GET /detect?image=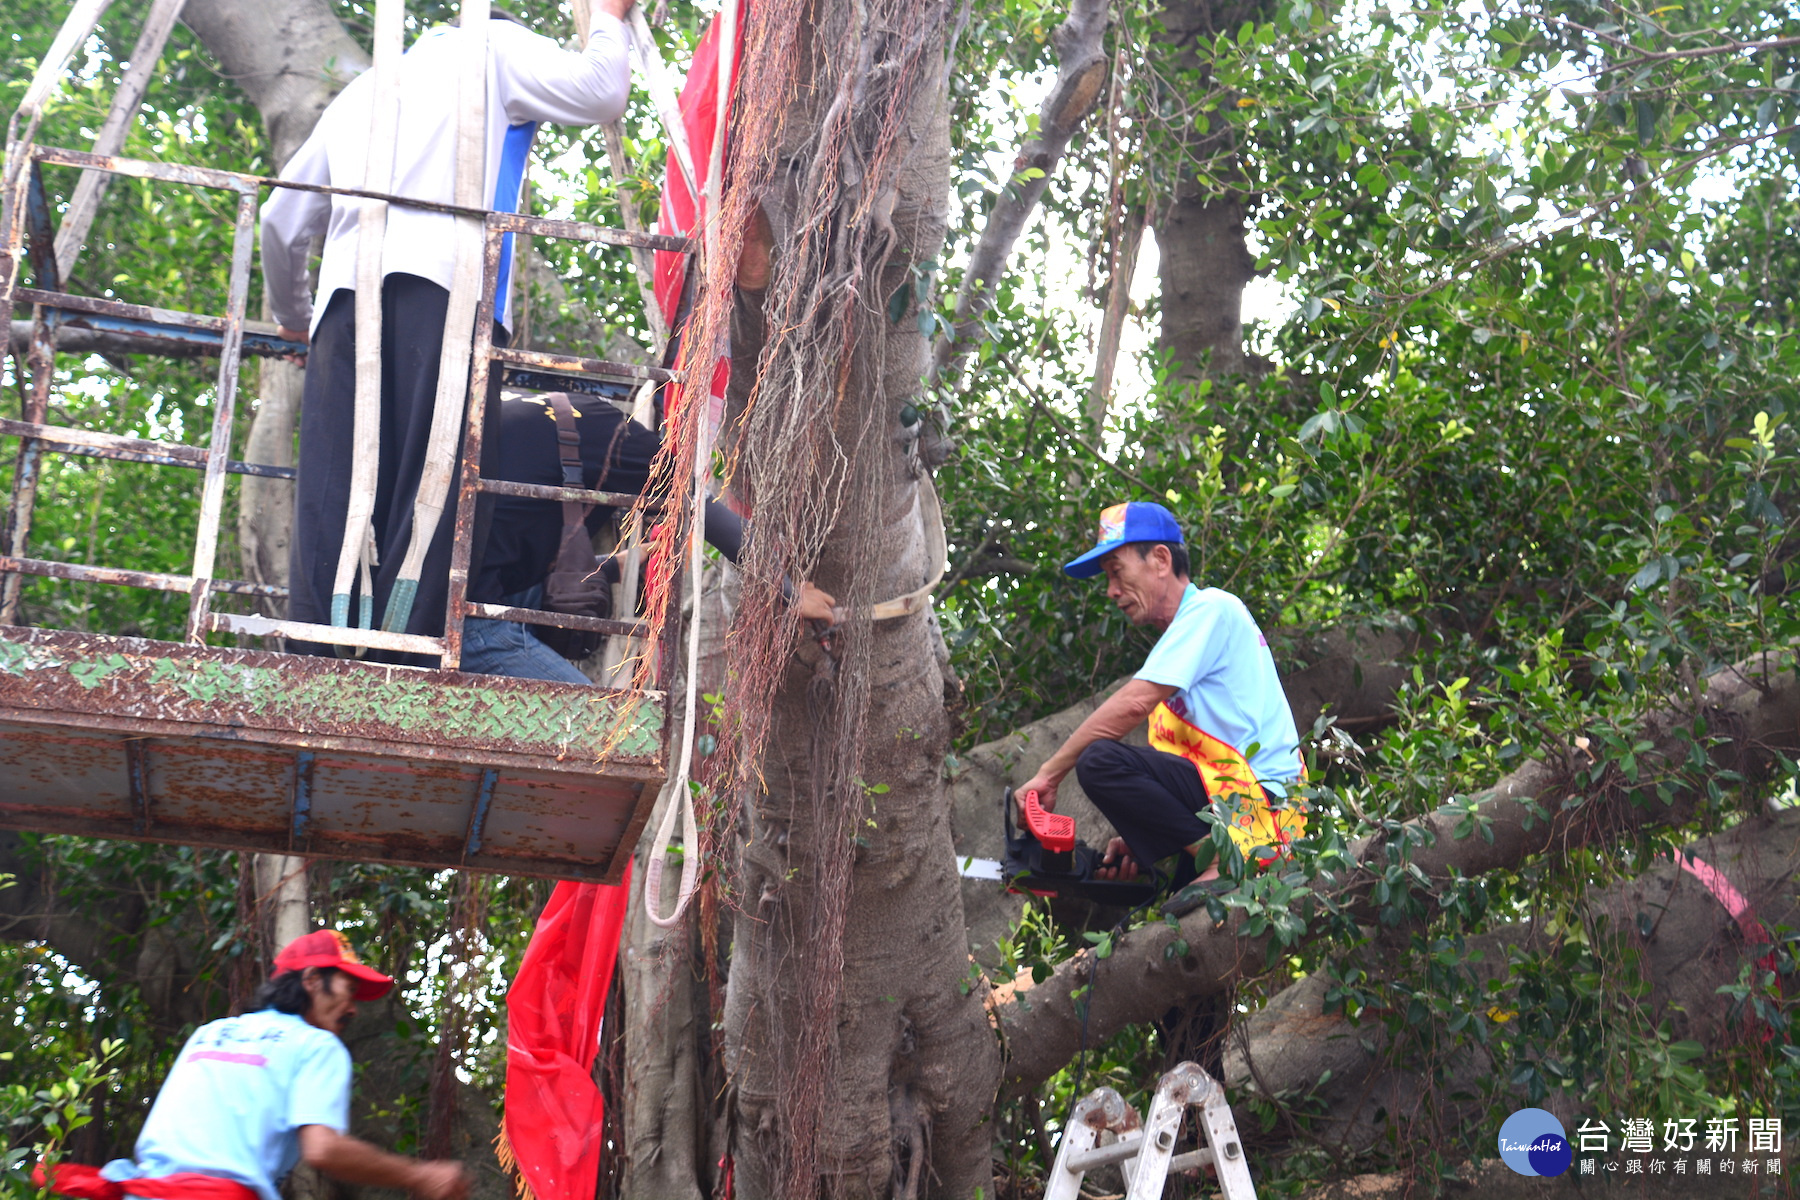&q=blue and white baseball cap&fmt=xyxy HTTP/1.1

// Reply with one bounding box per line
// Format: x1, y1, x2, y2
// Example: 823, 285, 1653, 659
1063, 501, 1185, 579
